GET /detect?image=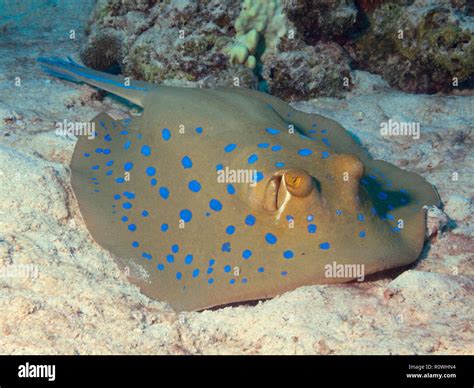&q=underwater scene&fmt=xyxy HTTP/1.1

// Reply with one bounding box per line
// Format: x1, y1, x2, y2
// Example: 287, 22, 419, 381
0, 0, 472, 362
